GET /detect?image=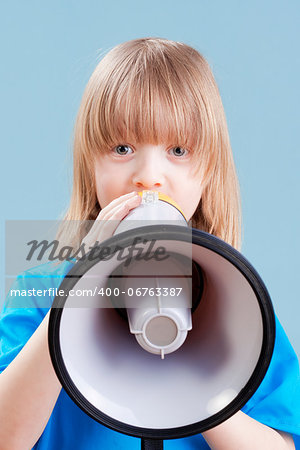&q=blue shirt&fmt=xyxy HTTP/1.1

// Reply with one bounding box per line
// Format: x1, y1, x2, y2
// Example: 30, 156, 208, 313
1, 261, 300, 449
